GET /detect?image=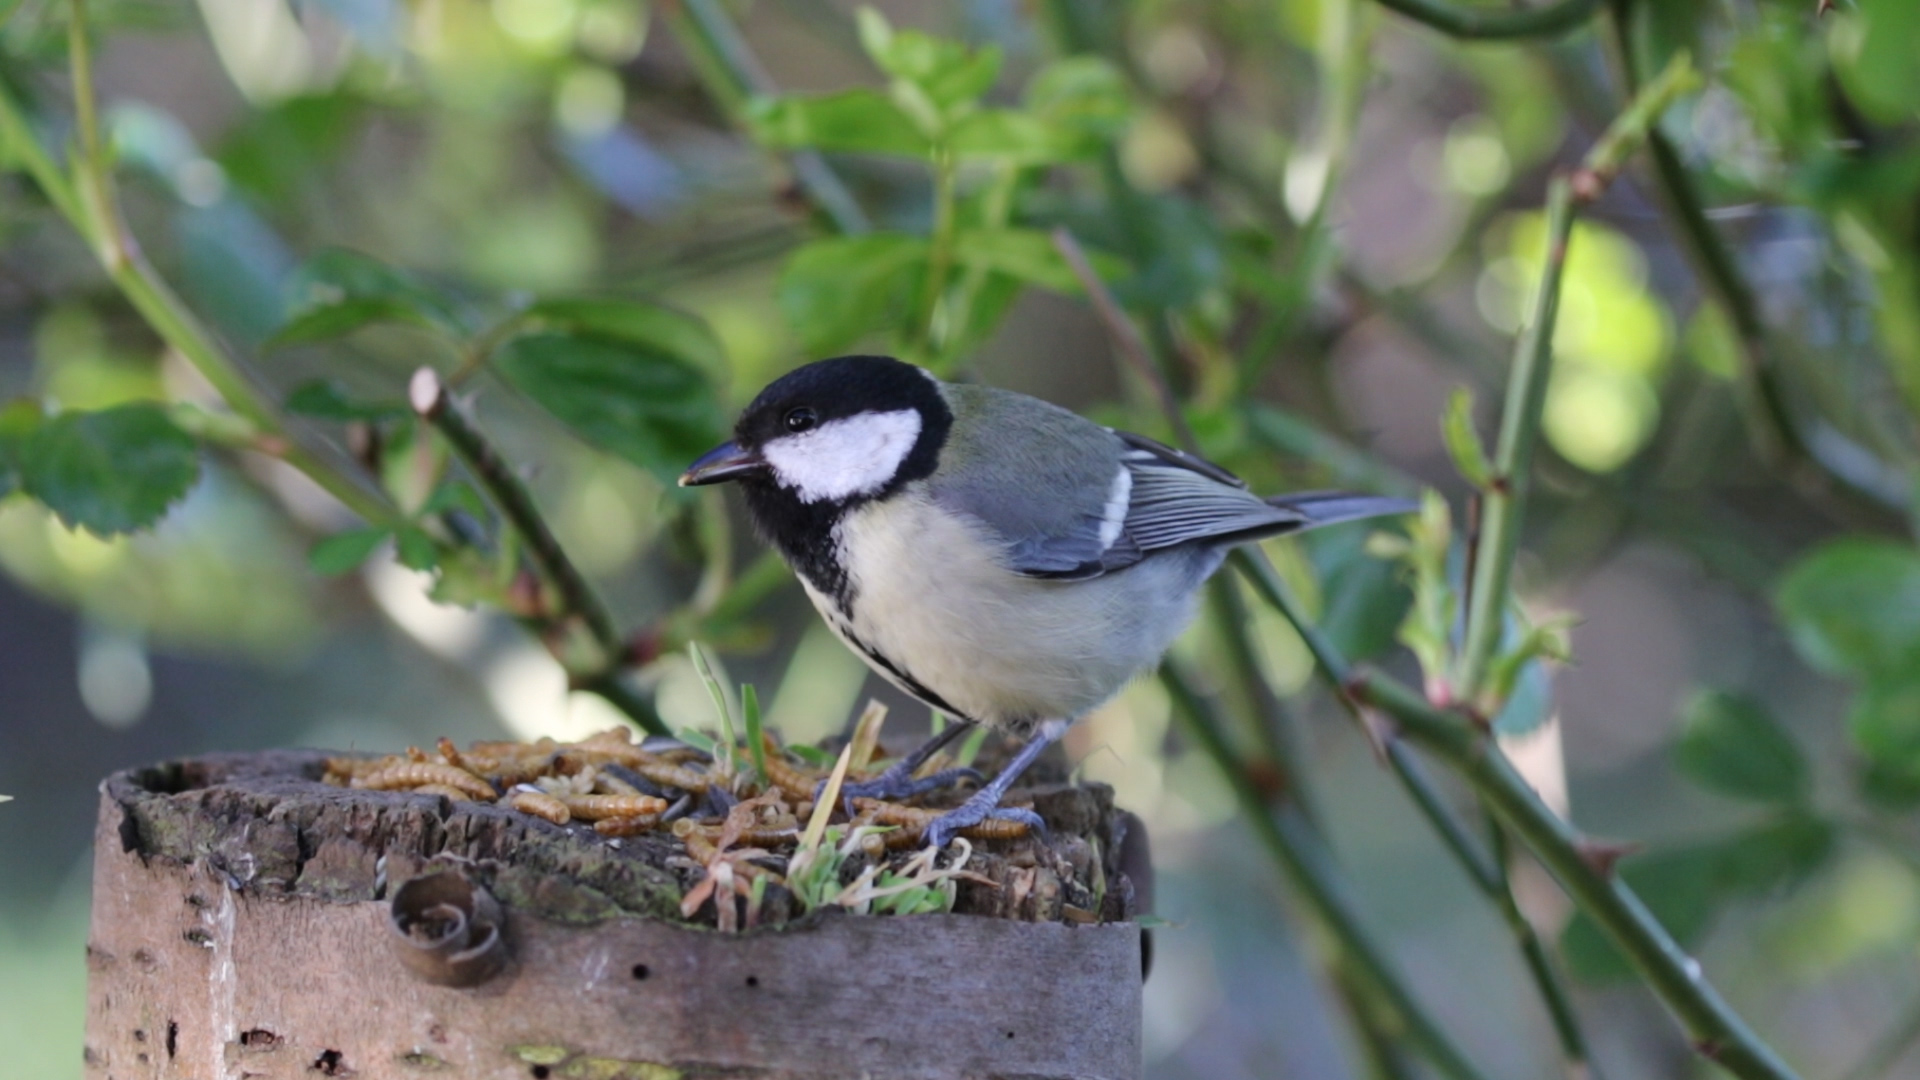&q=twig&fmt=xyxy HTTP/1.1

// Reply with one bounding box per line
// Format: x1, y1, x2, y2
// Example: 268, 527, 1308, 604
1053, 227, 1199, 450
1347, 673, 1800, 1080
1455, 53, 1698, 707
660, 0, 871, 236
1160, 663, 1493, 1080
1368, 0, 1604, 39
1485, 816, 1595, 1079
408, 369, 667, 736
